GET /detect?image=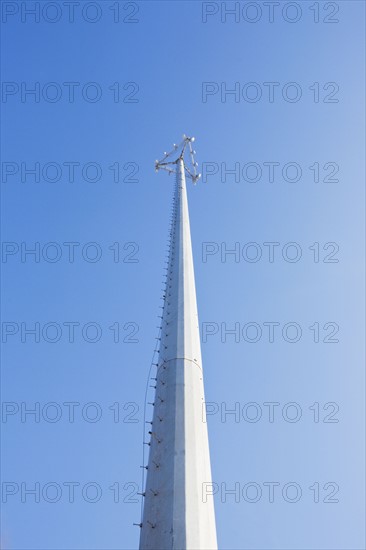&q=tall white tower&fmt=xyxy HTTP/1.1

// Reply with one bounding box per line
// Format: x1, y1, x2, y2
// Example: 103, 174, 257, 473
139, 136, 217, 550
